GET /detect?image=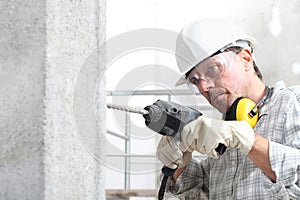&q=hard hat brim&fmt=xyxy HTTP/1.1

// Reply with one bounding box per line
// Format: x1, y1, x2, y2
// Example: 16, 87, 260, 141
175, 75, 188, 86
